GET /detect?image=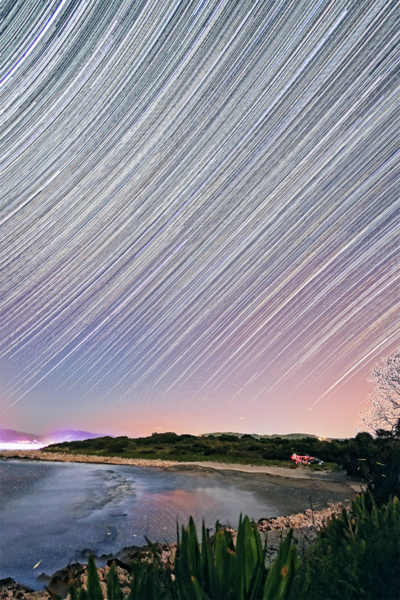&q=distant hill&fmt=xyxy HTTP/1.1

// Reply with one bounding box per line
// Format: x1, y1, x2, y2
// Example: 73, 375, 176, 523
0, 428, 109, 444
200, 432, 320, 440
0, 429, 42, 443
42, 430, 110, 443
